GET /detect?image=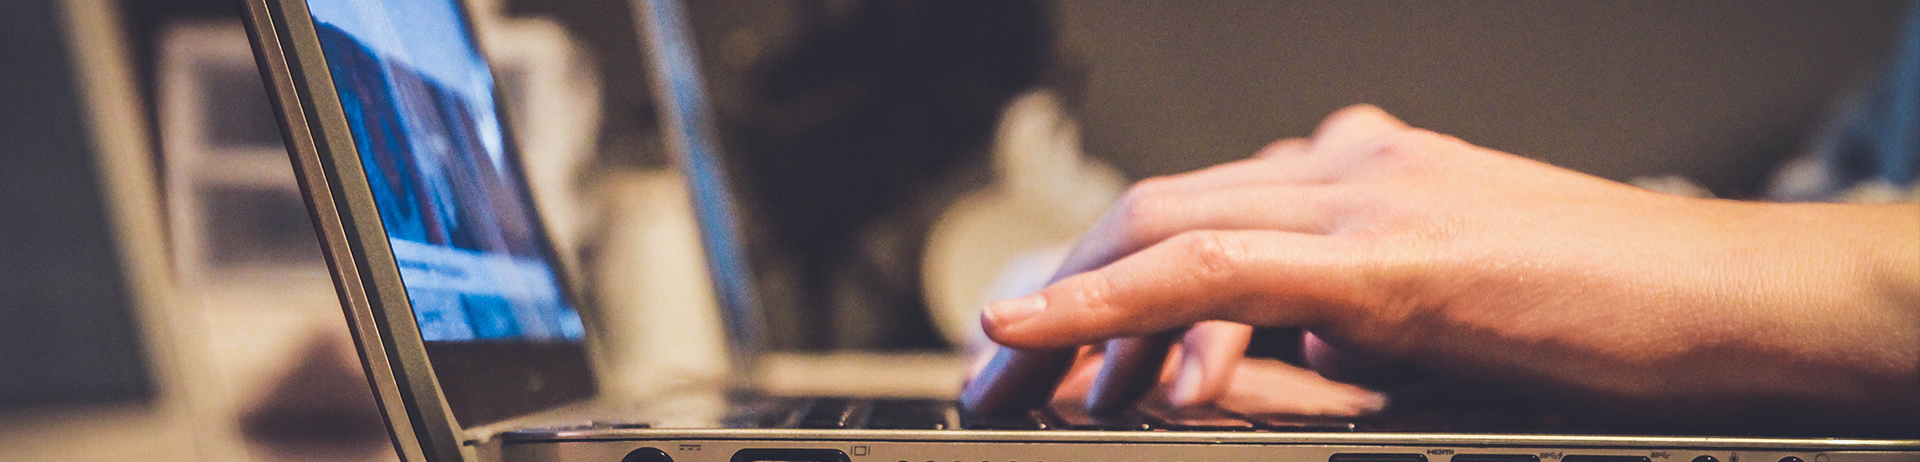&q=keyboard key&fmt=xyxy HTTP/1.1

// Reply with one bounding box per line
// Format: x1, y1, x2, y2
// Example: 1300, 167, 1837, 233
1247, 413, 1359, 432
961, 409, 1051, 430
797, 398, 871, 429
1136, 403, 1255, 431
1046, 403, 1152, 431
864, 399, 956, 430
725, 396, 808, 428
